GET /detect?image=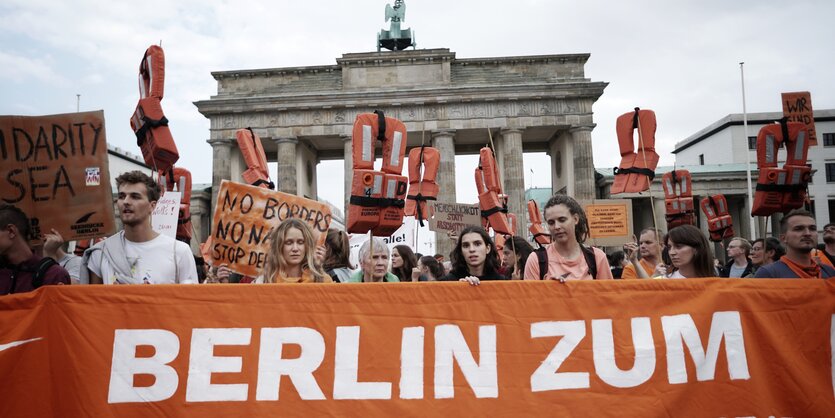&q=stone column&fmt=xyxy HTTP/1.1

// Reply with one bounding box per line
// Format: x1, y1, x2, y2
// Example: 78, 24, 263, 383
342, 134, 353, 220
274, 137, 298, 195
207, 138, 234, 215
501, 128, 526, 236
432, 130, 457, 258
569, 125, 596, 200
